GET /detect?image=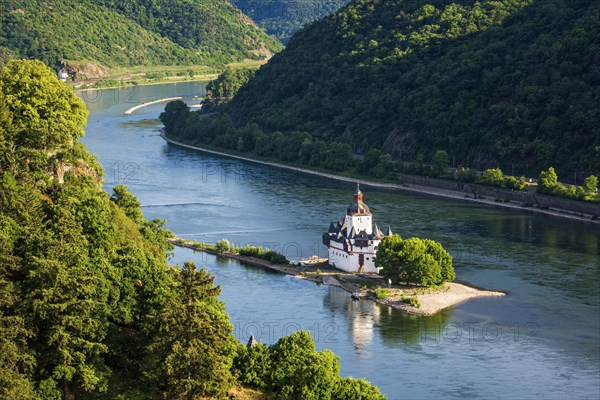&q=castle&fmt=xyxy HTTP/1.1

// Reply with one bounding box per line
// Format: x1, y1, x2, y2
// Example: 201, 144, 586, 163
322, 185, 392, 273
